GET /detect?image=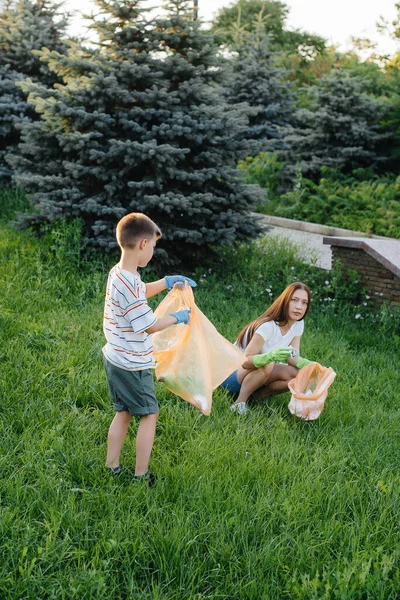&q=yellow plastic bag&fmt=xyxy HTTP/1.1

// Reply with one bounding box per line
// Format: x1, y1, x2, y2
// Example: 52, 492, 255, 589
287, 362, 337, 421
153, 283, 244, 416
